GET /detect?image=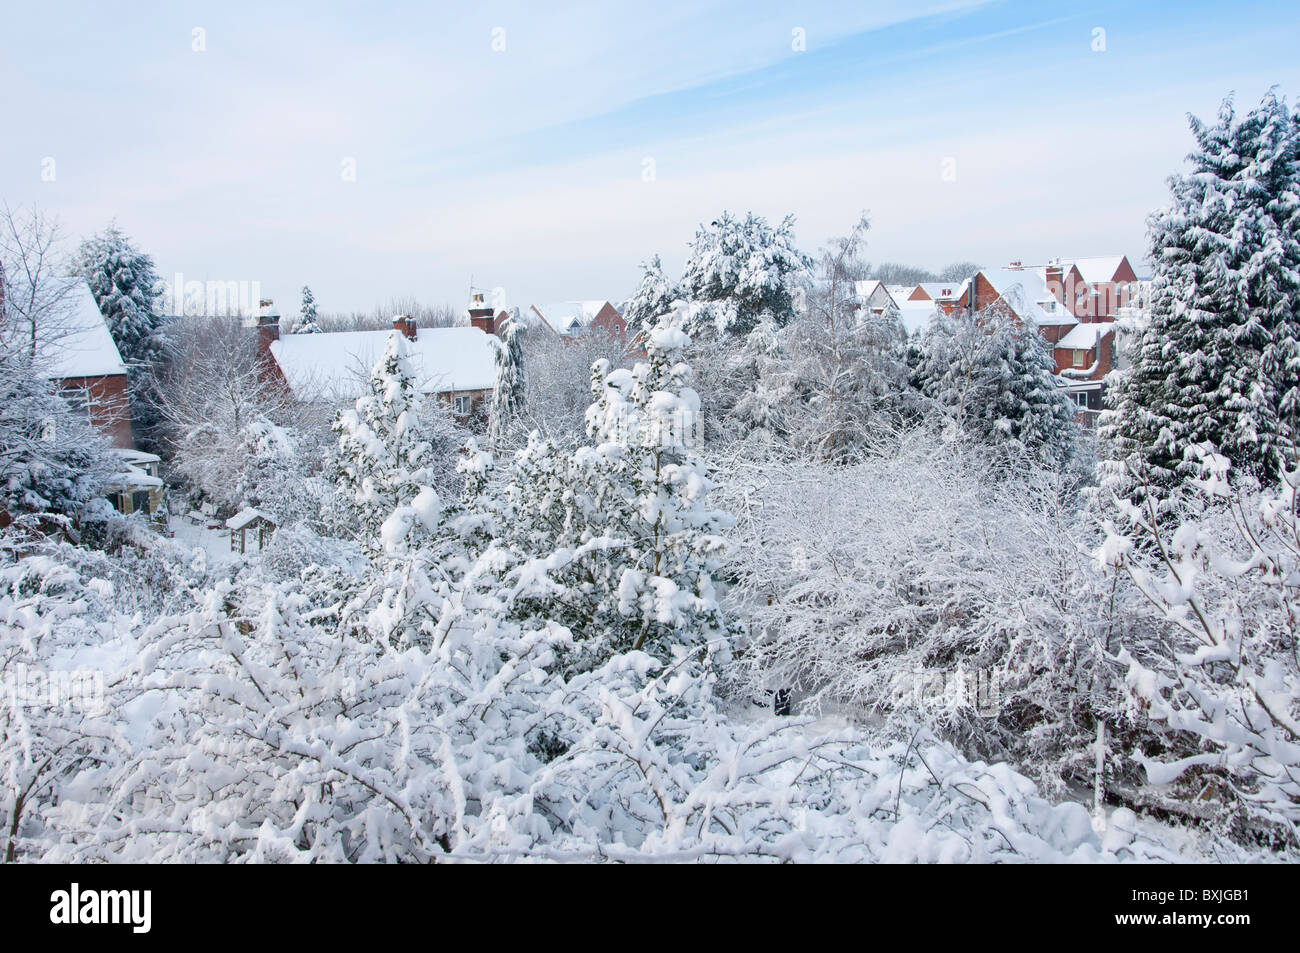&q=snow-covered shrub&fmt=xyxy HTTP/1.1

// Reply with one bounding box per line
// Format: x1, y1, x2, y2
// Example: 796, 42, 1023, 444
1098, 445, 1300, 847
0, 357, 114, 523
717, 432, 1161, 798
7, 527, 1179, 863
